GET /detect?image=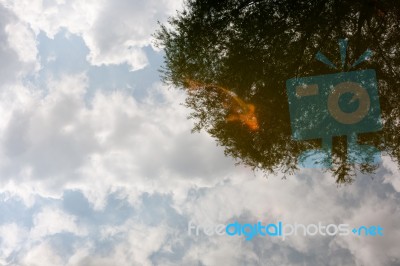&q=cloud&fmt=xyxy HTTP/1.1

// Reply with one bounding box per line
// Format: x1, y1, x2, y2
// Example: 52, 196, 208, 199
0, 73, 399, 266
382, 156, 400, 192
0, 223, 27, 262
30, 207, 87, 239
0, 5, 38, 85
0, 0, 182, 70
20, 241, 64, 266
0, 73, 234, 209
